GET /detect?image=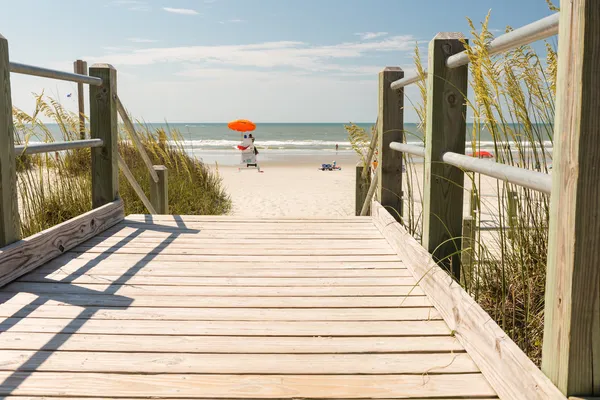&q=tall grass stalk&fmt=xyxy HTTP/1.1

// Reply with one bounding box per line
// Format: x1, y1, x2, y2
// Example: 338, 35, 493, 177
400, 11, 556, 364
13, 95, 231, 238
